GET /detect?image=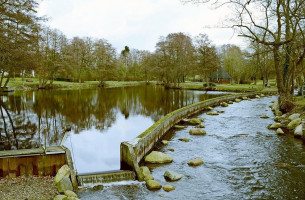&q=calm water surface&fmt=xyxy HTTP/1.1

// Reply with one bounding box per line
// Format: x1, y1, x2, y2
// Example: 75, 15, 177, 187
0, 85, 227, 173
79, 96, 305, 200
